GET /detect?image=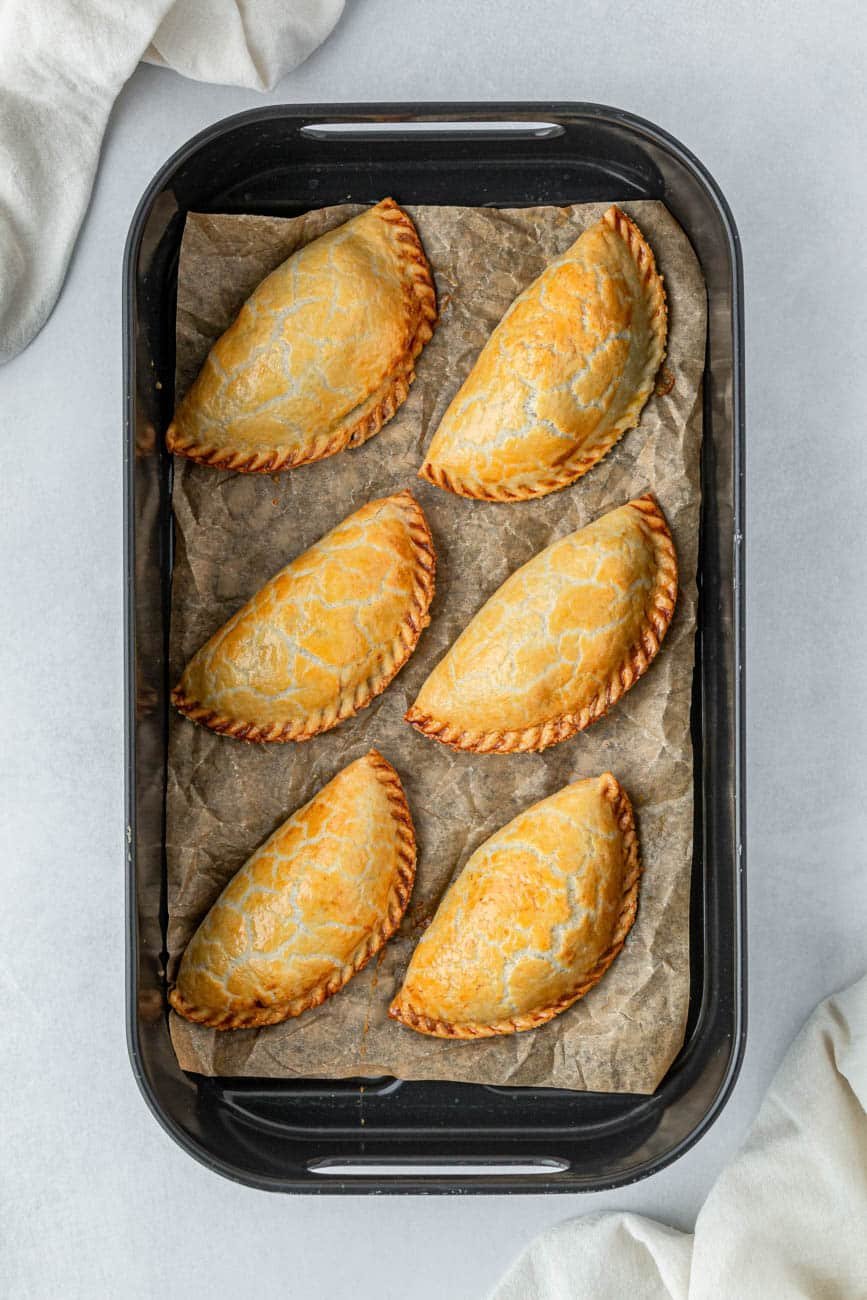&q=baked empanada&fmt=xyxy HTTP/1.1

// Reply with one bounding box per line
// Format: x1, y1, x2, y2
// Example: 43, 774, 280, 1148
389, 772, 639, 1038
167, 199, 437, 473
419, 205, 666, 501
173, 490, 435, 742
406, 494, 676, 753
170, 751, 416, 1030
